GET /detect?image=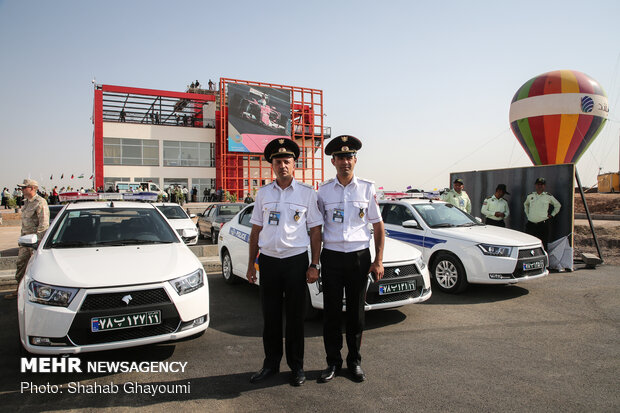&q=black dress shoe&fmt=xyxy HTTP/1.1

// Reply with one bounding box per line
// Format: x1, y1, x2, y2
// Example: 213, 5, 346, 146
348, 365, 366, 382
290, 369, 306, 386
250, 367, 278, 383
317, 365, 341, 383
